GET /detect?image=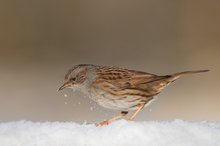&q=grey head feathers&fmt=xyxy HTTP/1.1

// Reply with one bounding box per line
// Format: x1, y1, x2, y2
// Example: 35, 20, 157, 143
64, 64, 96, 85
